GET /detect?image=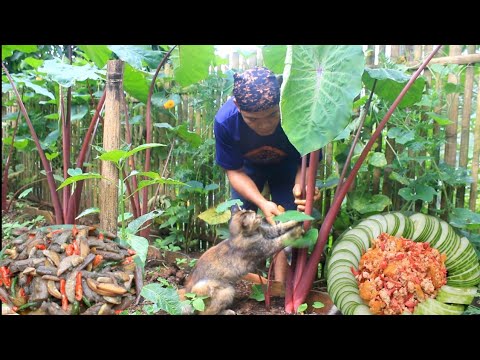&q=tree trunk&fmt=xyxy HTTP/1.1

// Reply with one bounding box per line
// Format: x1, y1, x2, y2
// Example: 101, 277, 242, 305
456, 45, 476, 208
100, 60, 124, 234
